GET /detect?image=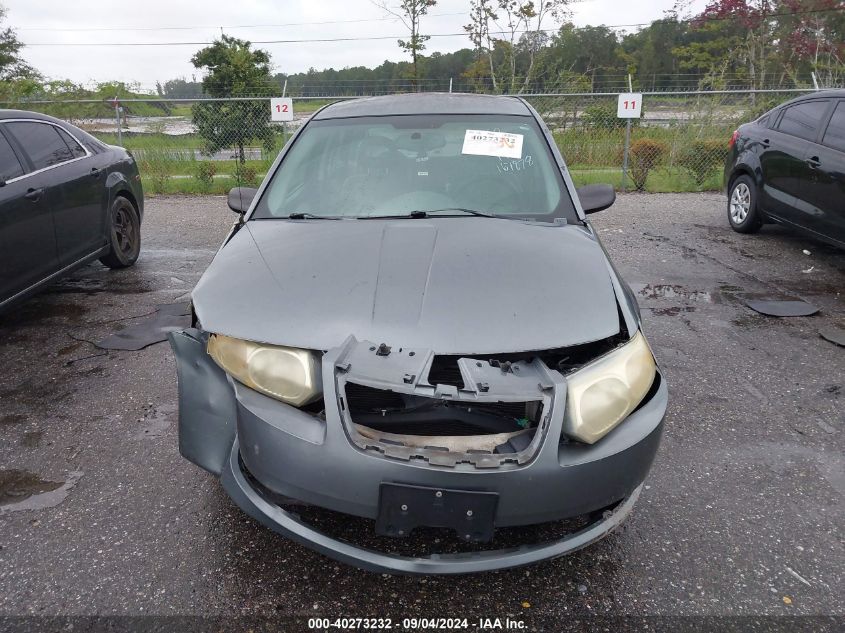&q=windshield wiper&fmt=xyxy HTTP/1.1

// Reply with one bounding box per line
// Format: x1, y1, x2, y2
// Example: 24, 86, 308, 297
287, 212, 342, 220
356, 210, 430, 220
425, 207, 507, 218
356, 208, 508, 220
